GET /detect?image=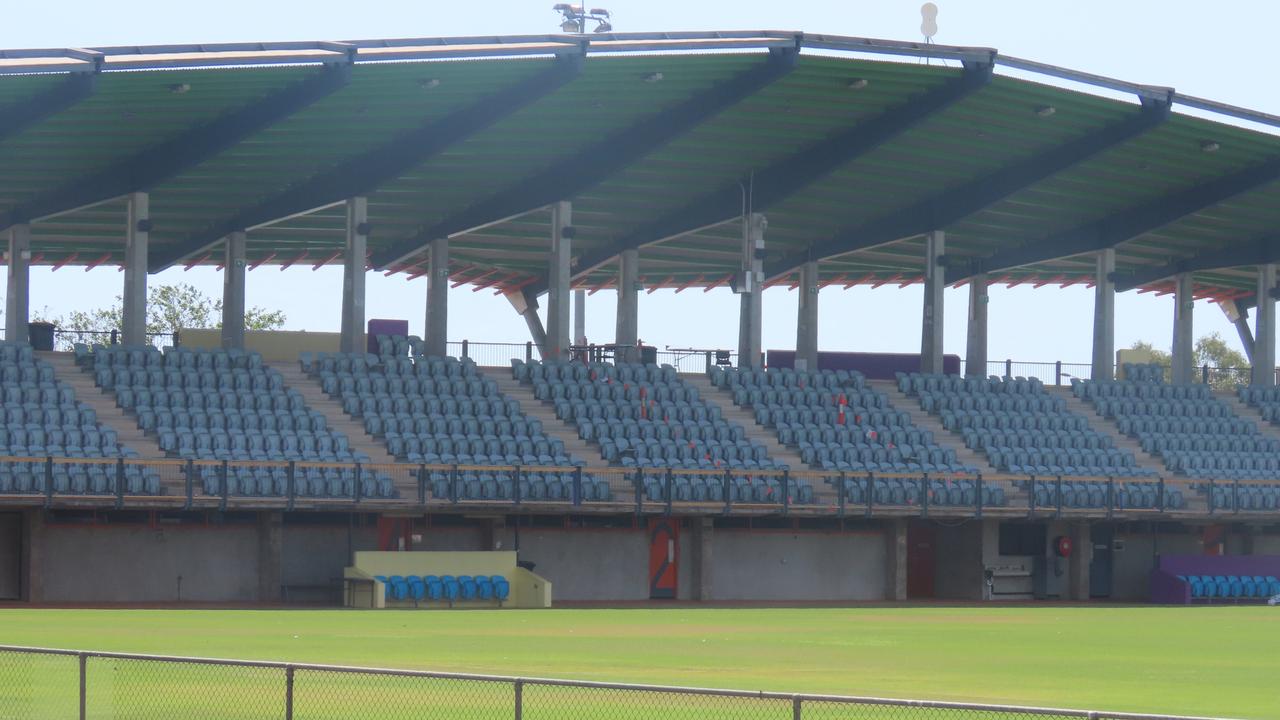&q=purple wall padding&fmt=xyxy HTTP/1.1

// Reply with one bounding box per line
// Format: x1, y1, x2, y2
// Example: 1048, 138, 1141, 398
766, 350, 961, 379
1149, 555, 1280, 604
366, 319, 409, 355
